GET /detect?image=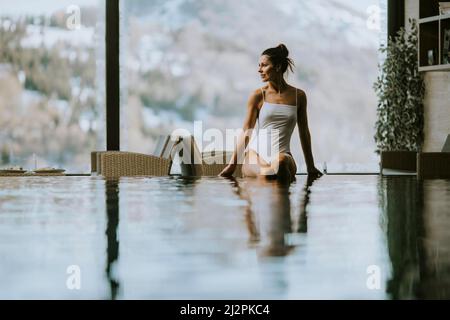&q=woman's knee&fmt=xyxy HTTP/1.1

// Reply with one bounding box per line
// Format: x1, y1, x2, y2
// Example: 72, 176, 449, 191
273, 155, 288, 173
274, 154, 296, 178
275, 154, 292, 168
278, 154, 289, 165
